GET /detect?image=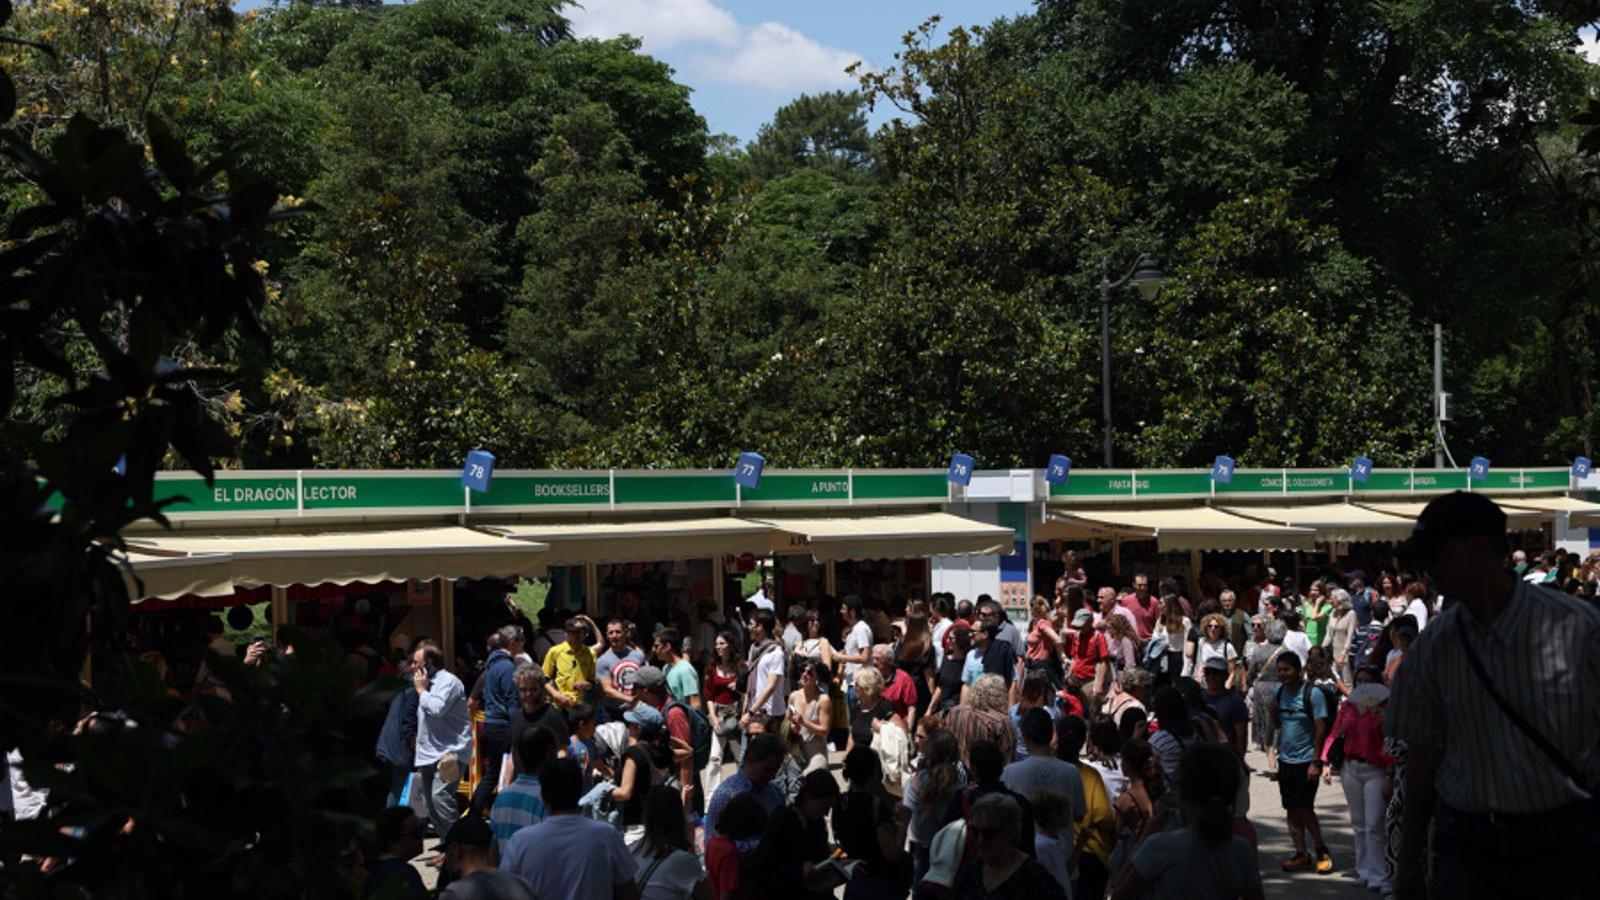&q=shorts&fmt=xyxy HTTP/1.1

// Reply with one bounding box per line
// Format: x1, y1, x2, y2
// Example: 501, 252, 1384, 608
1278, 761, 1320, 810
